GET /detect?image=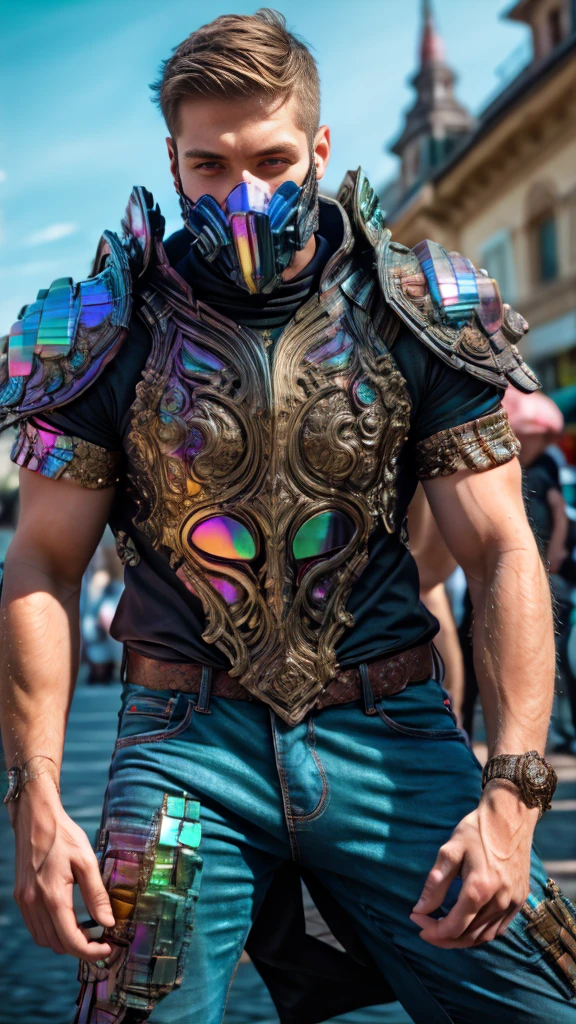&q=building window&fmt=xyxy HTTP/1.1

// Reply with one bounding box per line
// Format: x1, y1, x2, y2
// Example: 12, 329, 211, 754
536, 213, 558, 283
548, 8, 563, 47
403, 141, 420, 188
